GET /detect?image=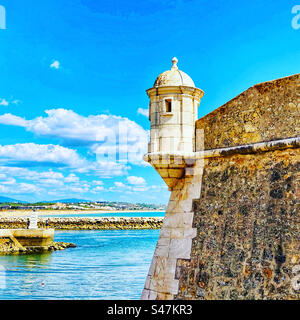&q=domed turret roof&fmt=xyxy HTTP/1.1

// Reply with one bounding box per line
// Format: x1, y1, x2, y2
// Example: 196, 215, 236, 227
154, 57, 195, 88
